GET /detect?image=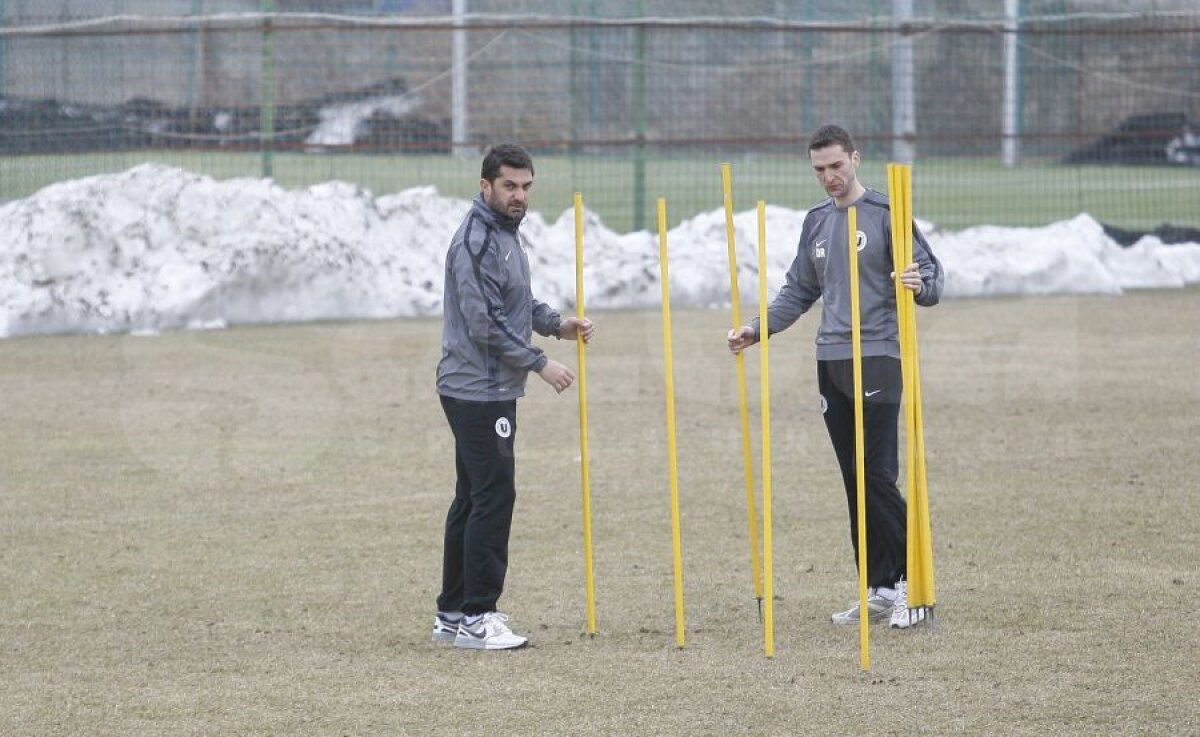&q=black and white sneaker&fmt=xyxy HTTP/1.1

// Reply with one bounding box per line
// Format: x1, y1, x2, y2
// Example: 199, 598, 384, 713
432, 611, 462, 642
453, 612, 528, 650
